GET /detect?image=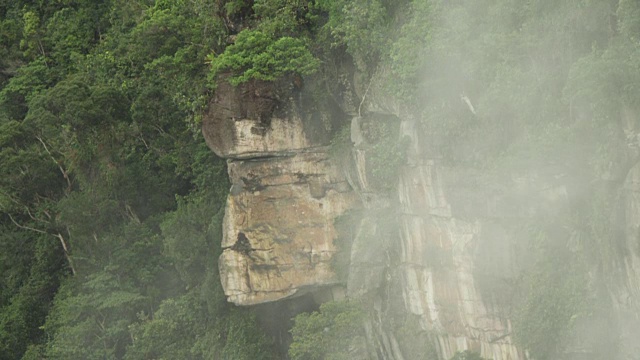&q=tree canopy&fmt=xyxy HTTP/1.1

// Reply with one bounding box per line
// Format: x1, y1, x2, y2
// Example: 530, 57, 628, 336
0, 1, 275, 359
